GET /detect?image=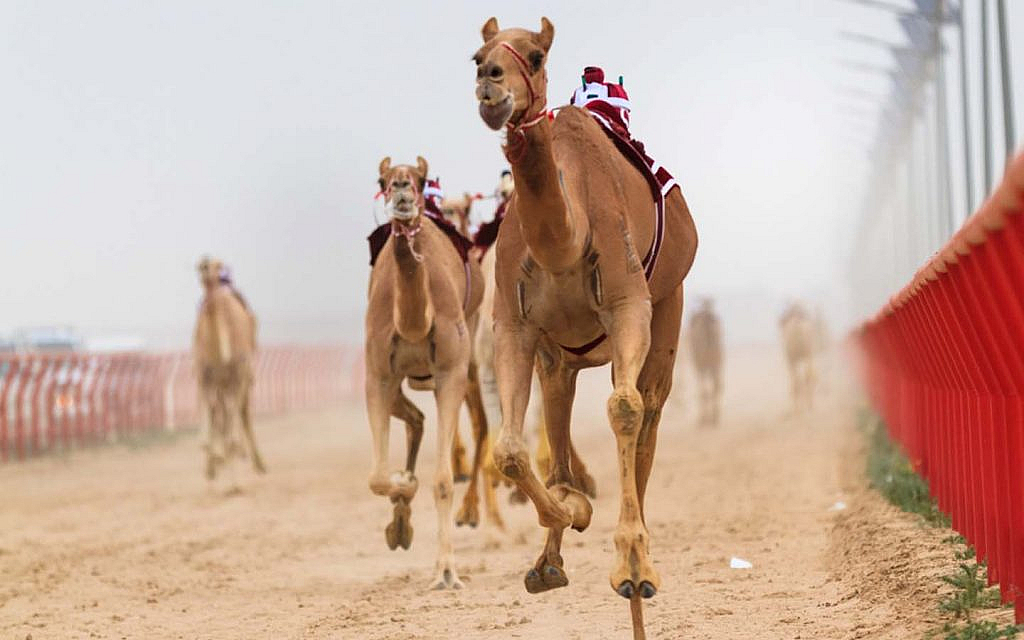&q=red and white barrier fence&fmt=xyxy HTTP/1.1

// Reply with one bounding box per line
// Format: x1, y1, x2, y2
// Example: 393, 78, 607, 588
855, 152, 1024, 622
0, 345, 364, 462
